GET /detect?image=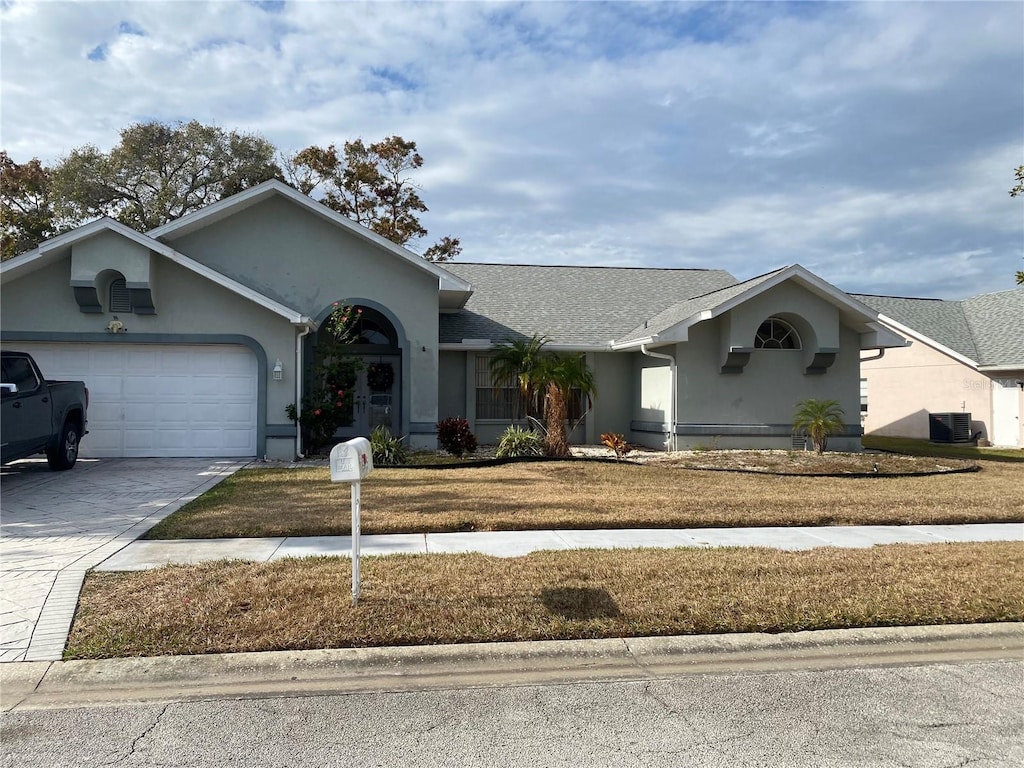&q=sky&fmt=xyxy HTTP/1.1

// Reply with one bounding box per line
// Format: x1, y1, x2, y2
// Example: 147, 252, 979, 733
2, 0, 1022, 299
